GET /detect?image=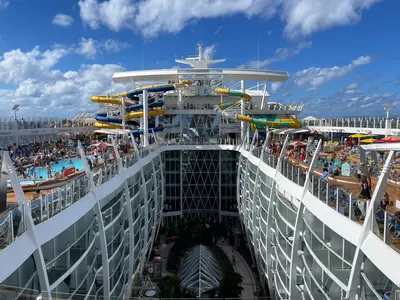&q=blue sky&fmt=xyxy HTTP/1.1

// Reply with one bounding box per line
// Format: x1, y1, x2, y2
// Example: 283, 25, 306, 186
0, 0, 399, 118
